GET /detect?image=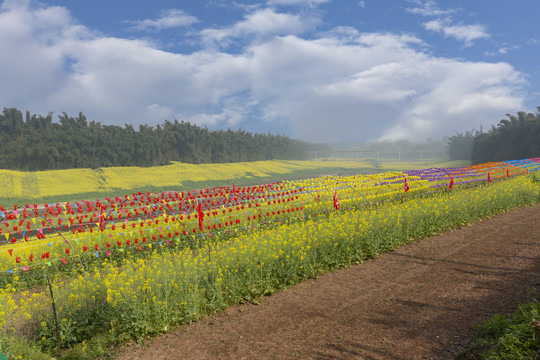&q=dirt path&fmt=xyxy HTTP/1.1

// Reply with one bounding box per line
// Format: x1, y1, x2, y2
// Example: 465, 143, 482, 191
117, 204, 540, 360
